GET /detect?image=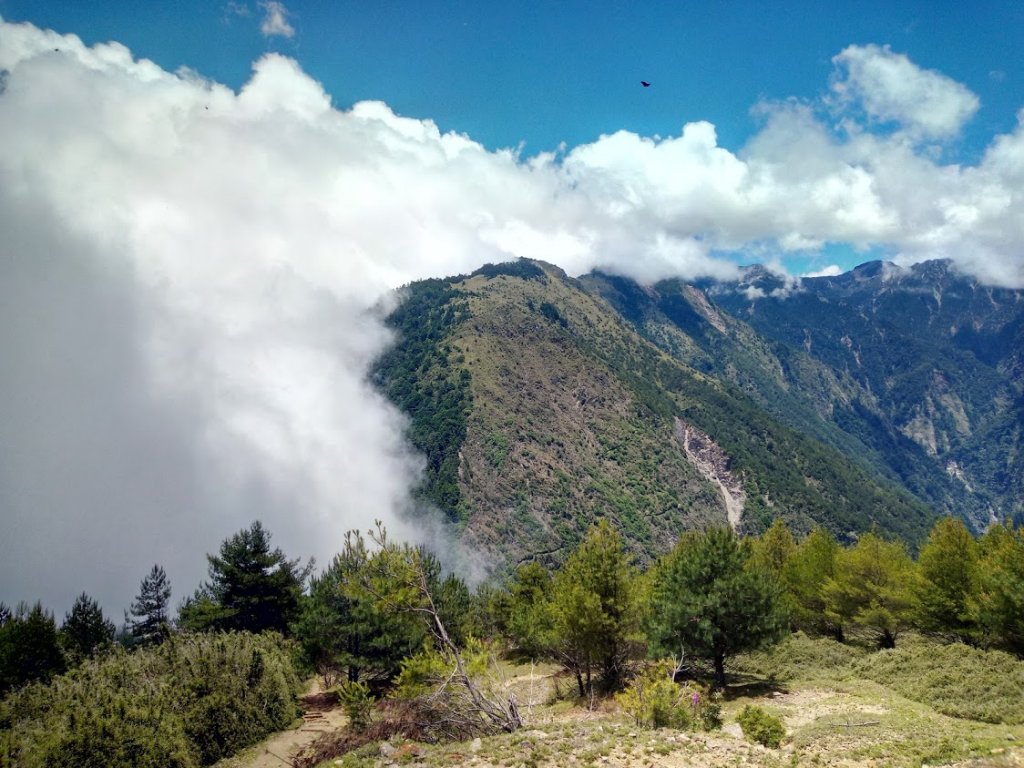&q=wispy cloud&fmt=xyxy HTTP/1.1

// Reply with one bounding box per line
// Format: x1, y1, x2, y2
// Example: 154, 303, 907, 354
259, 1, 294, 39
1, 21, 1023, 613
224, 1, 250, 19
